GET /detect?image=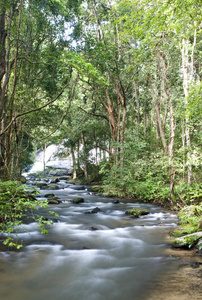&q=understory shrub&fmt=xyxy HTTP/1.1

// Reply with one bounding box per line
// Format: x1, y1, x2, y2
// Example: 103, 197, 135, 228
0, 181, 56, 249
